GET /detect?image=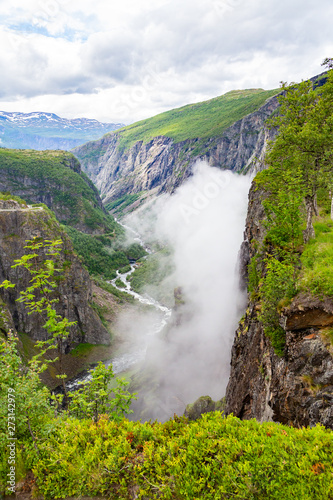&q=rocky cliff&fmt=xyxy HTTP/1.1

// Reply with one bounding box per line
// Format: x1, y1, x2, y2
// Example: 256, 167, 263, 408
74, 93, 280, 207
0, 199, 110, 347
0, 149, 117, 235
225, 184, 333, 429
